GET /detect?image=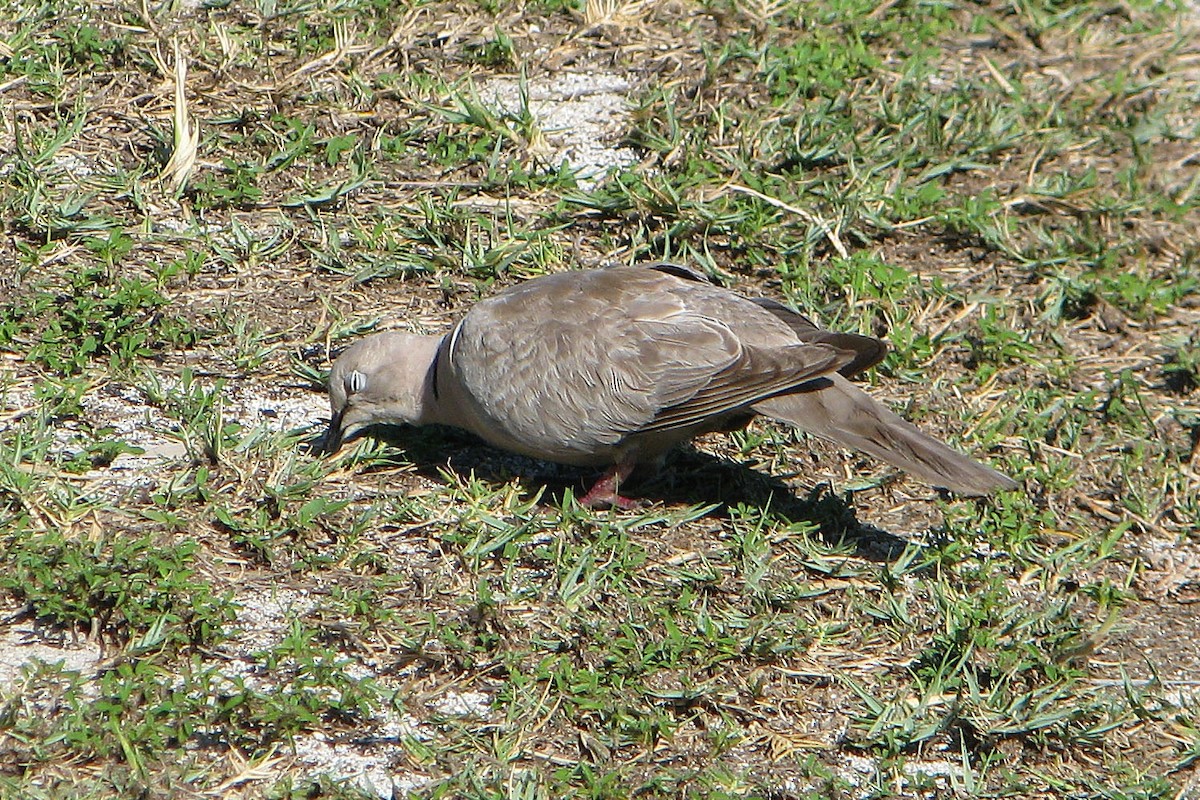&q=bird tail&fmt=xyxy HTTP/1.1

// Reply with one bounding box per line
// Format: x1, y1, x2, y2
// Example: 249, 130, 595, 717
752, 374, 1017, 496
